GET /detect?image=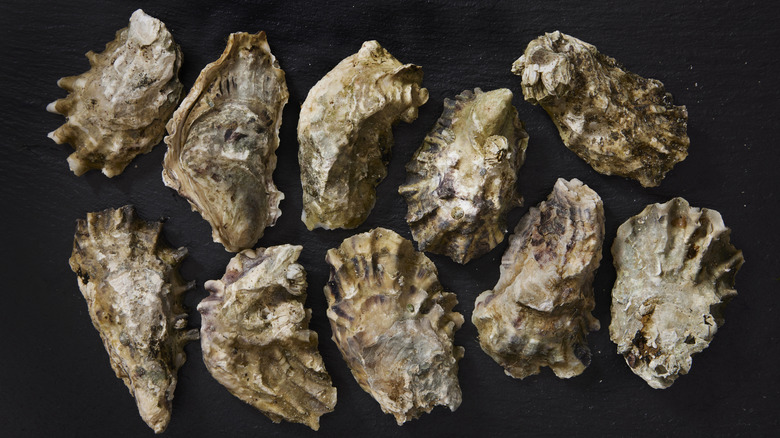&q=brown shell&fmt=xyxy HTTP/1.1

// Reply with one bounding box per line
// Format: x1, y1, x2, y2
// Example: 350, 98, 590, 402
163, 32, 287, 252
324, 228, 464, 424
47, 9, 183, 177
399, 88, 529, 264
473, 178, 604, 379
199, 245, 336, 430
68, 205, 197, 433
